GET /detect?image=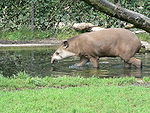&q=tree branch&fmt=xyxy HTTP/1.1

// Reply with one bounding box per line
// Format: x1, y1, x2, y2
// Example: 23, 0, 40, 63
81, 0, 150, 33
